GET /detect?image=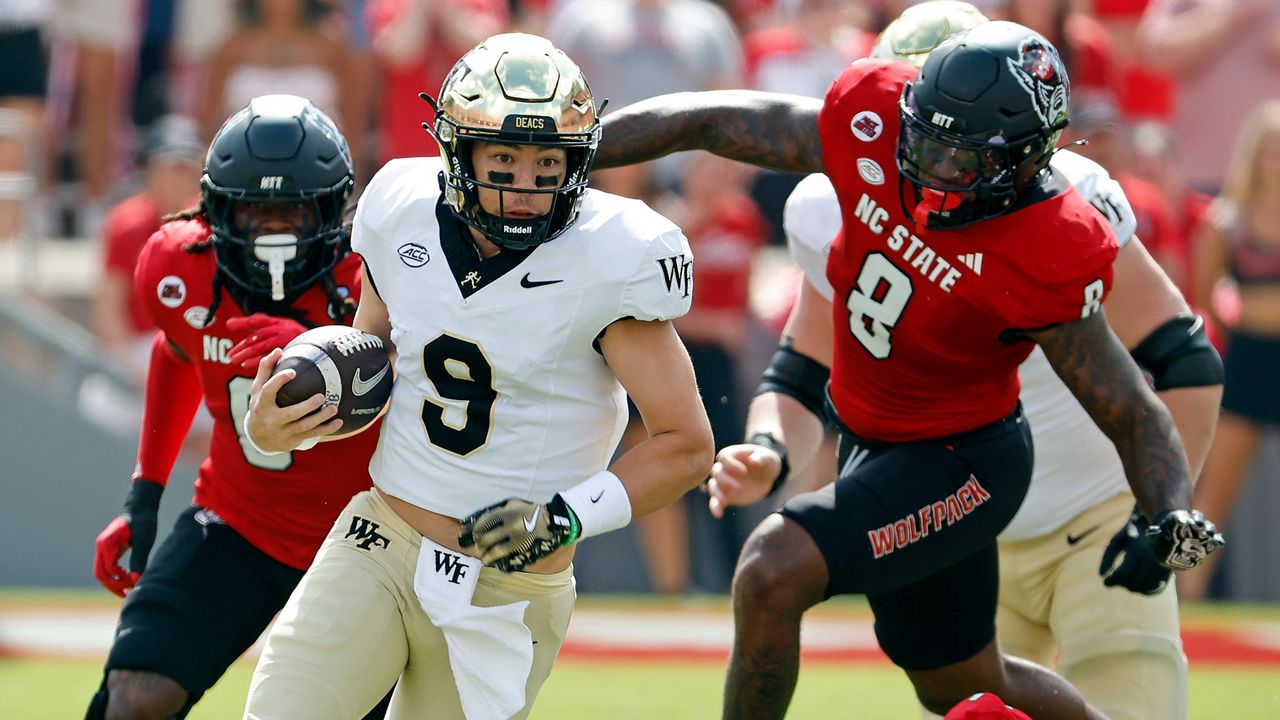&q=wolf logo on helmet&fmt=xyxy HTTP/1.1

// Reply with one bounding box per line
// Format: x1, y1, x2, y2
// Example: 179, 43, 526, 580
422, 33, 601, 251
201, 94, 355, 321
